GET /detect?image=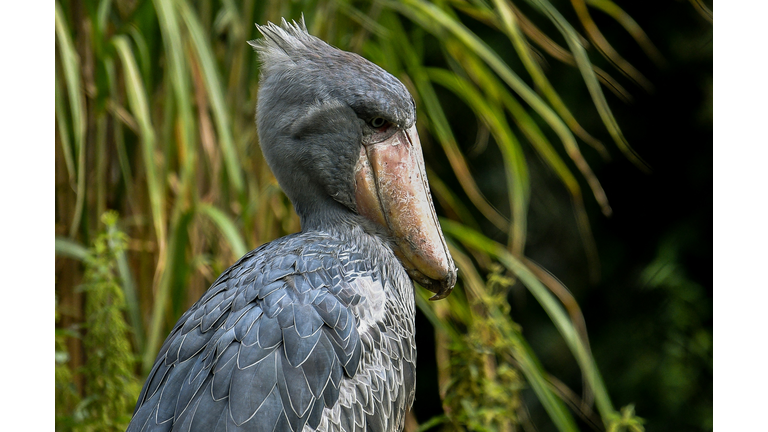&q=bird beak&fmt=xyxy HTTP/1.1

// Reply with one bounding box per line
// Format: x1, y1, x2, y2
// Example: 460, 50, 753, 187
354, 124, 457, 300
